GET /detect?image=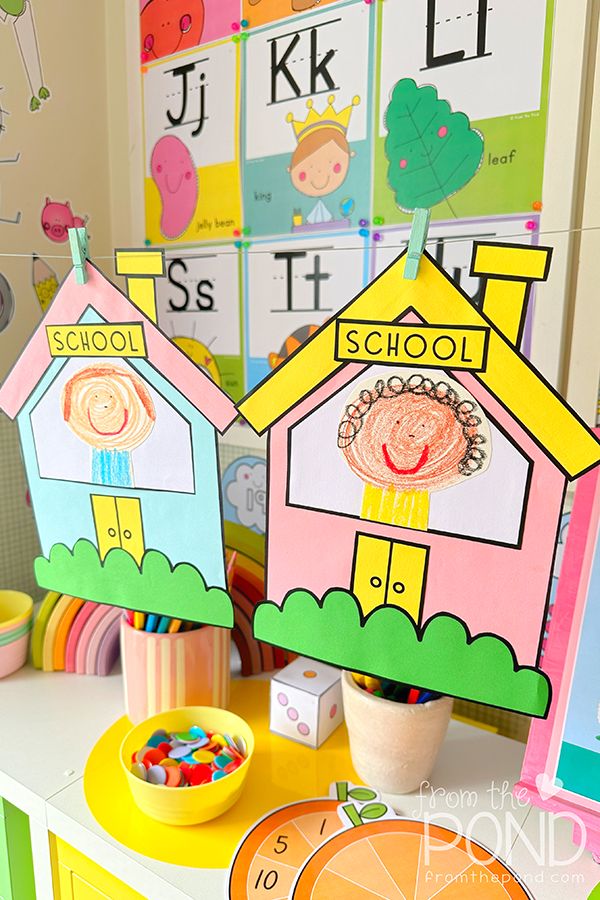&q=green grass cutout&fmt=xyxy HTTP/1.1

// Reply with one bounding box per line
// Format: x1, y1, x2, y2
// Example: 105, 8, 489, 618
254, 589, 550, 717
35, 539, 234, 627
